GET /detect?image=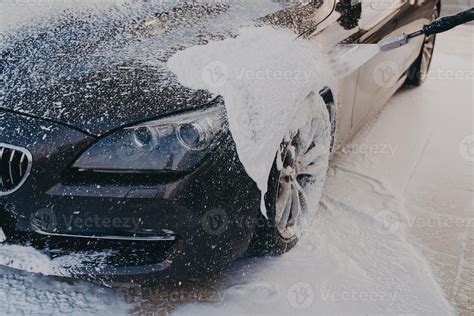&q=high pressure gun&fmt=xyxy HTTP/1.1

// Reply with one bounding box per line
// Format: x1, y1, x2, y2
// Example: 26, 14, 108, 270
379, 7, 474, 52
319, 7, 473, 147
